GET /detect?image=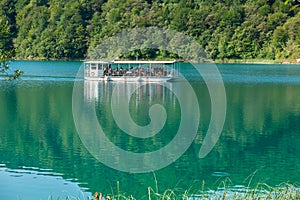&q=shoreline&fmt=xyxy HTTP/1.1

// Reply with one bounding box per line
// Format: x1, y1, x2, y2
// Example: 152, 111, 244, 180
11, 57, 300, 64
214, 58, 300, 64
